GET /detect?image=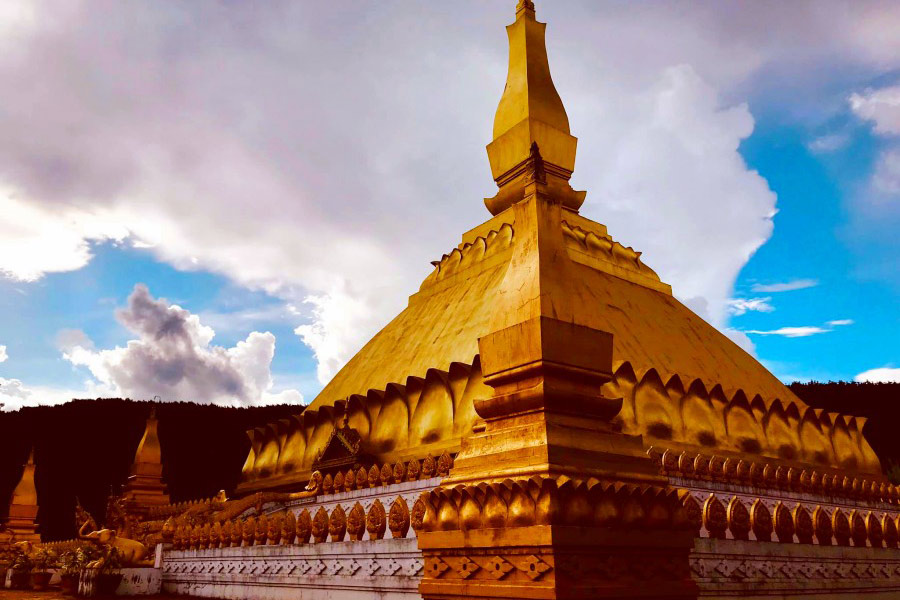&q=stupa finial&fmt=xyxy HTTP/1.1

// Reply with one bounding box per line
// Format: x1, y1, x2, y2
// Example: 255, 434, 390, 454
123, 405, 170, 509
485, 0, 585, 215
11, 446, 37, 506
515, 0, 536, 18
133, 407, 162, 465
